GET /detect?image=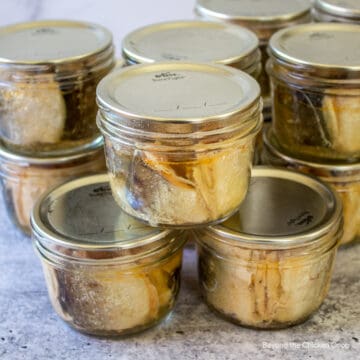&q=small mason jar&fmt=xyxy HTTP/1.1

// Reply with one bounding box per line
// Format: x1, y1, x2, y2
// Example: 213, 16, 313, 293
313, 0, 360, 23
0, 20, 115, 155
31, 174, 187, 336
194, 0, 312, 120
0, 137, 105, 235
194, 167, 343, 329
262, 126, 360, 246
97, 62, 262, 228
122, 20, 261, 80
268, 23, 360, 163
